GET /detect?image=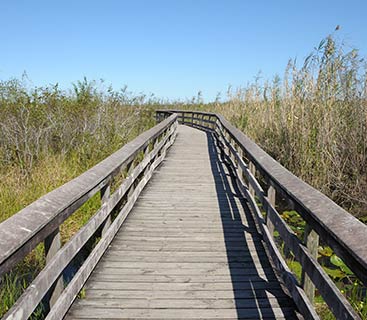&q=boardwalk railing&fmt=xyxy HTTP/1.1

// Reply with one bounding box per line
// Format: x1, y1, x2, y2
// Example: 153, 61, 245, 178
0, 114, 178, 320
157, 110, 367, 320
